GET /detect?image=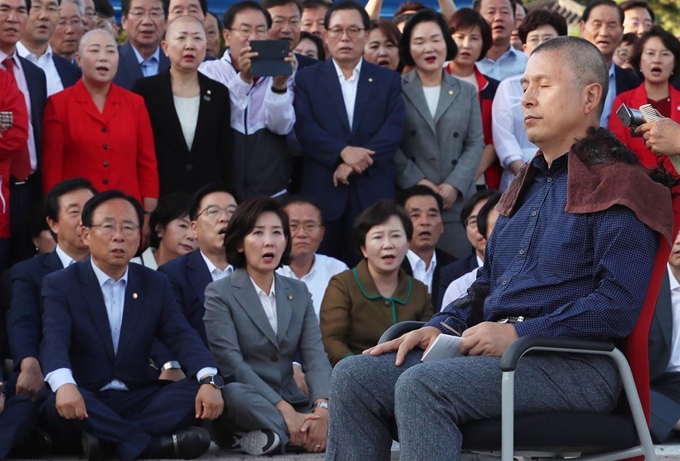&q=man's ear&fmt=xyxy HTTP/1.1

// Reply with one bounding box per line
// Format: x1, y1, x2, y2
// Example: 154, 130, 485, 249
583, 83, 603, 116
